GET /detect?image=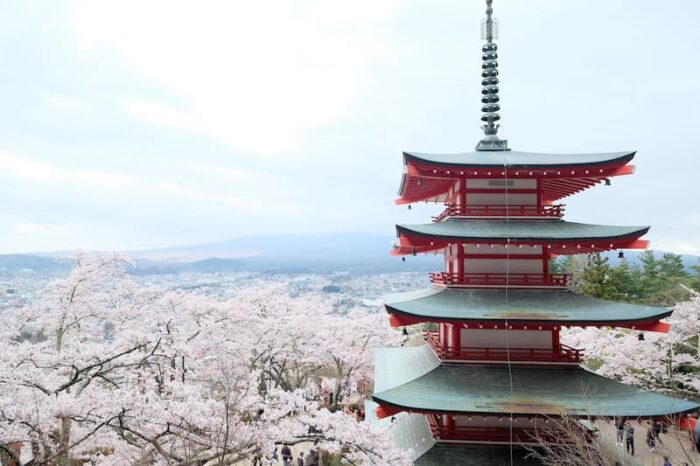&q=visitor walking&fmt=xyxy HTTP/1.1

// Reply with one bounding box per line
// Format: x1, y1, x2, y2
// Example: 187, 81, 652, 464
296, 451, 304, 466
646, 424, 656, 452
654, 420, 664, 444
662, 456, 672, 466
625, 423, 635, 456
266, 447, 279, 465
303, 448, 319, 466
281, 445, 292, 466
615, 419, 625, 445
